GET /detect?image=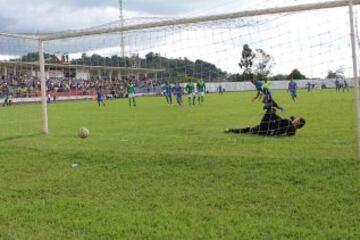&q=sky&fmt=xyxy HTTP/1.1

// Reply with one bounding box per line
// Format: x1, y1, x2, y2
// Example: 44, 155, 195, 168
0, 0, 254, 33
0, 0, 358, 78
